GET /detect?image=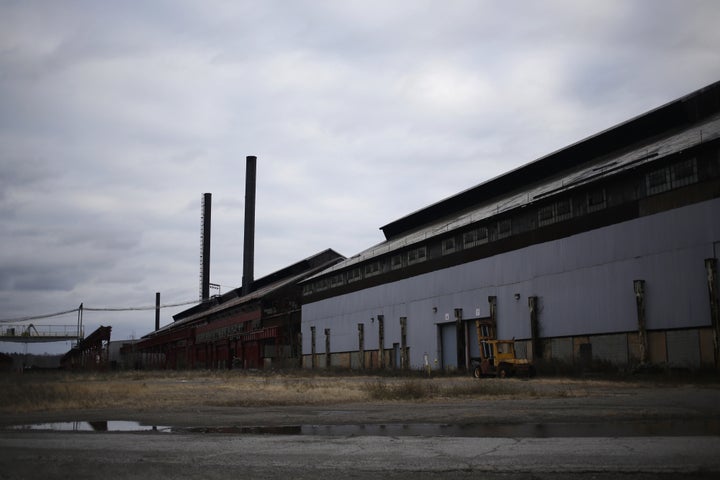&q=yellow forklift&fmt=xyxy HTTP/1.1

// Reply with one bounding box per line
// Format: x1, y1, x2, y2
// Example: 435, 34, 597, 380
470, 319, 534, 378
